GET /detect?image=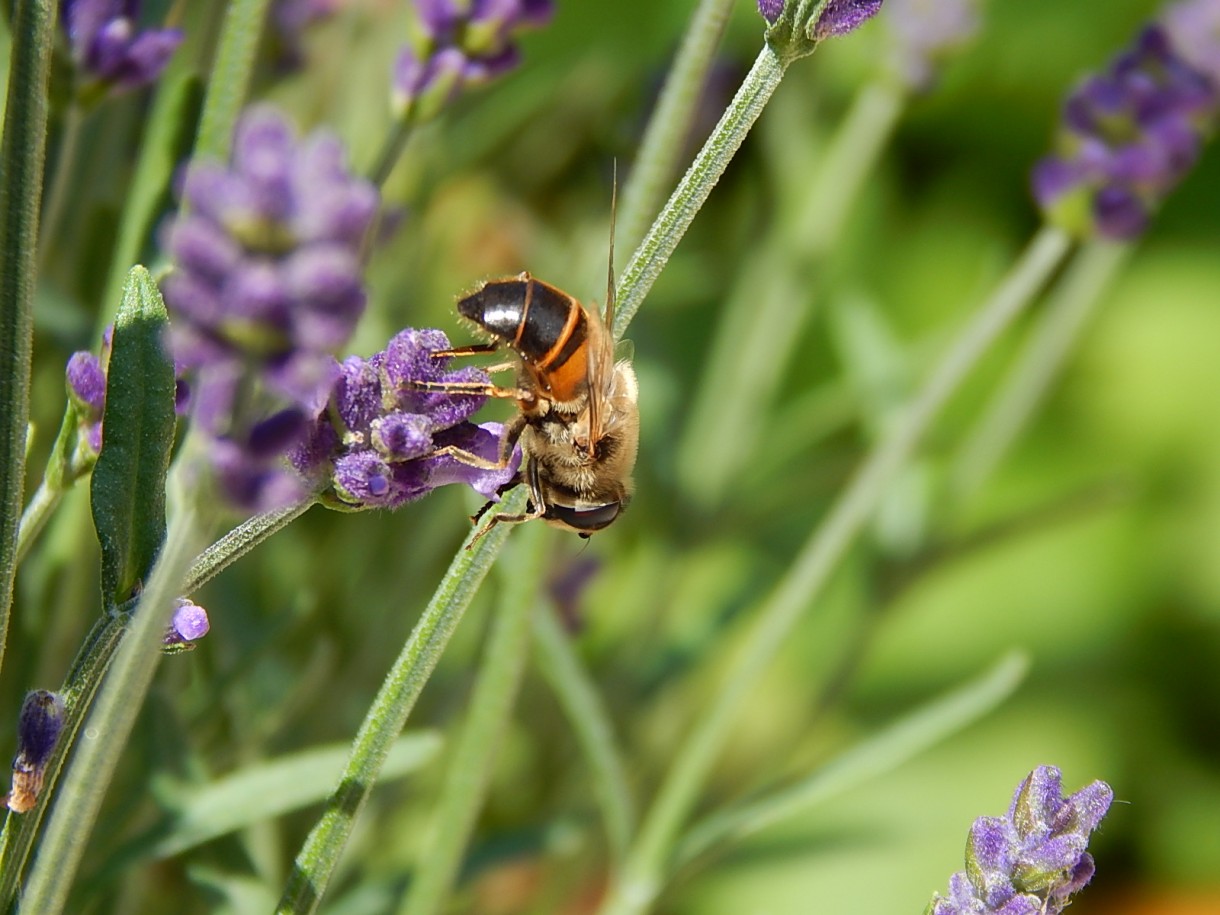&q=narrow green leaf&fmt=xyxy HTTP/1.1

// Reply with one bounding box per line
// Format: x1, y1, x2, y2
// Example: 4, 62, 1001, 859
90, 266, 176, 606
149, 732, 442, 860
674, 652, 1030, 865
